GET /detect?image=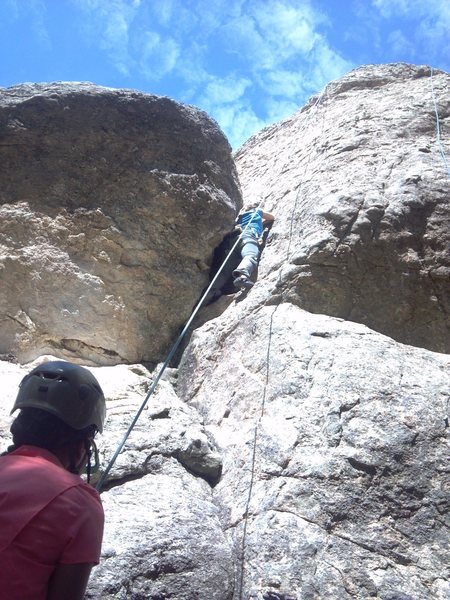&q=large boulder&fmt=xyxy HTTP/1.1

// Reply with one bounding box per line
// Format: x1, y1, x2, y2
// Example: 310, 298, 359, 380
173, 63, 450, 600
0, 82, 241, 365
235, 63, 450, 353
1, 313, 449, 600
